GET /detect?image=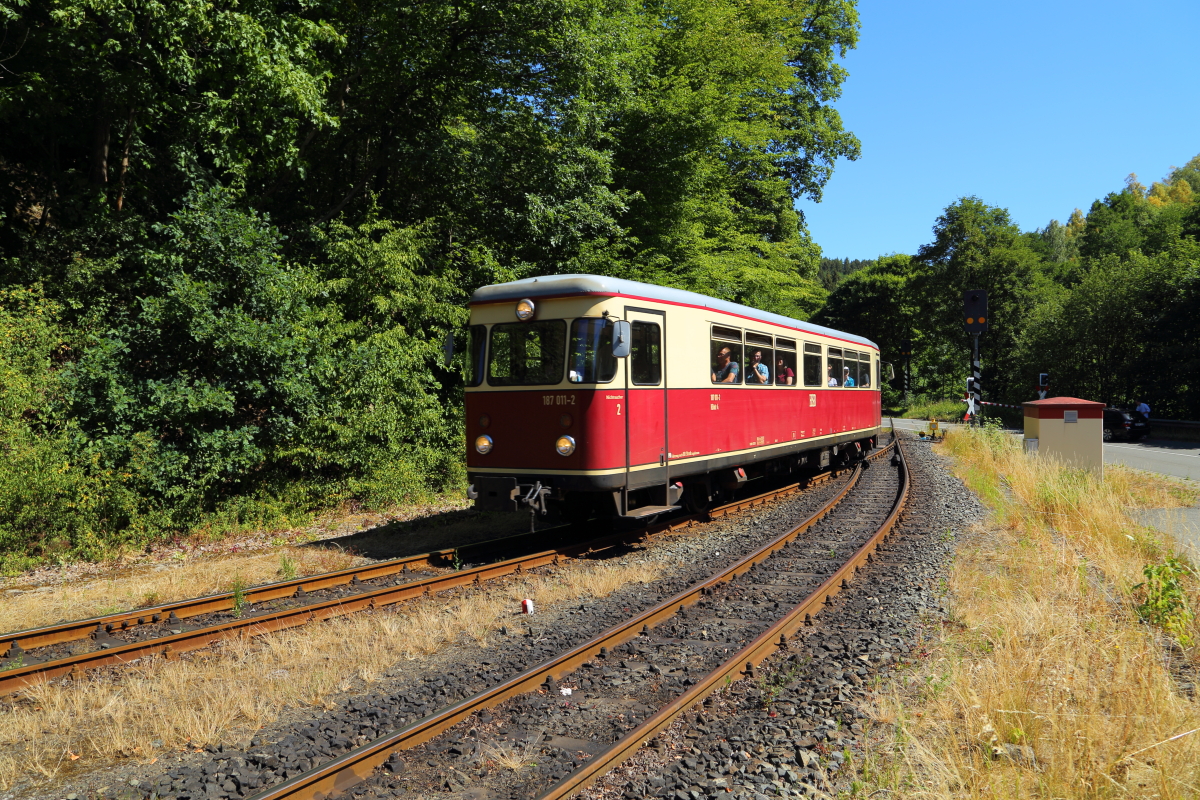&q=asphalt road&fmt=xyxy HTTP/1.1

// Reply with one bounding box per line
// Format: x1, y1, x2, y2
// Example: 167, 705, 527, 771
1102, 439, 1200, 481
